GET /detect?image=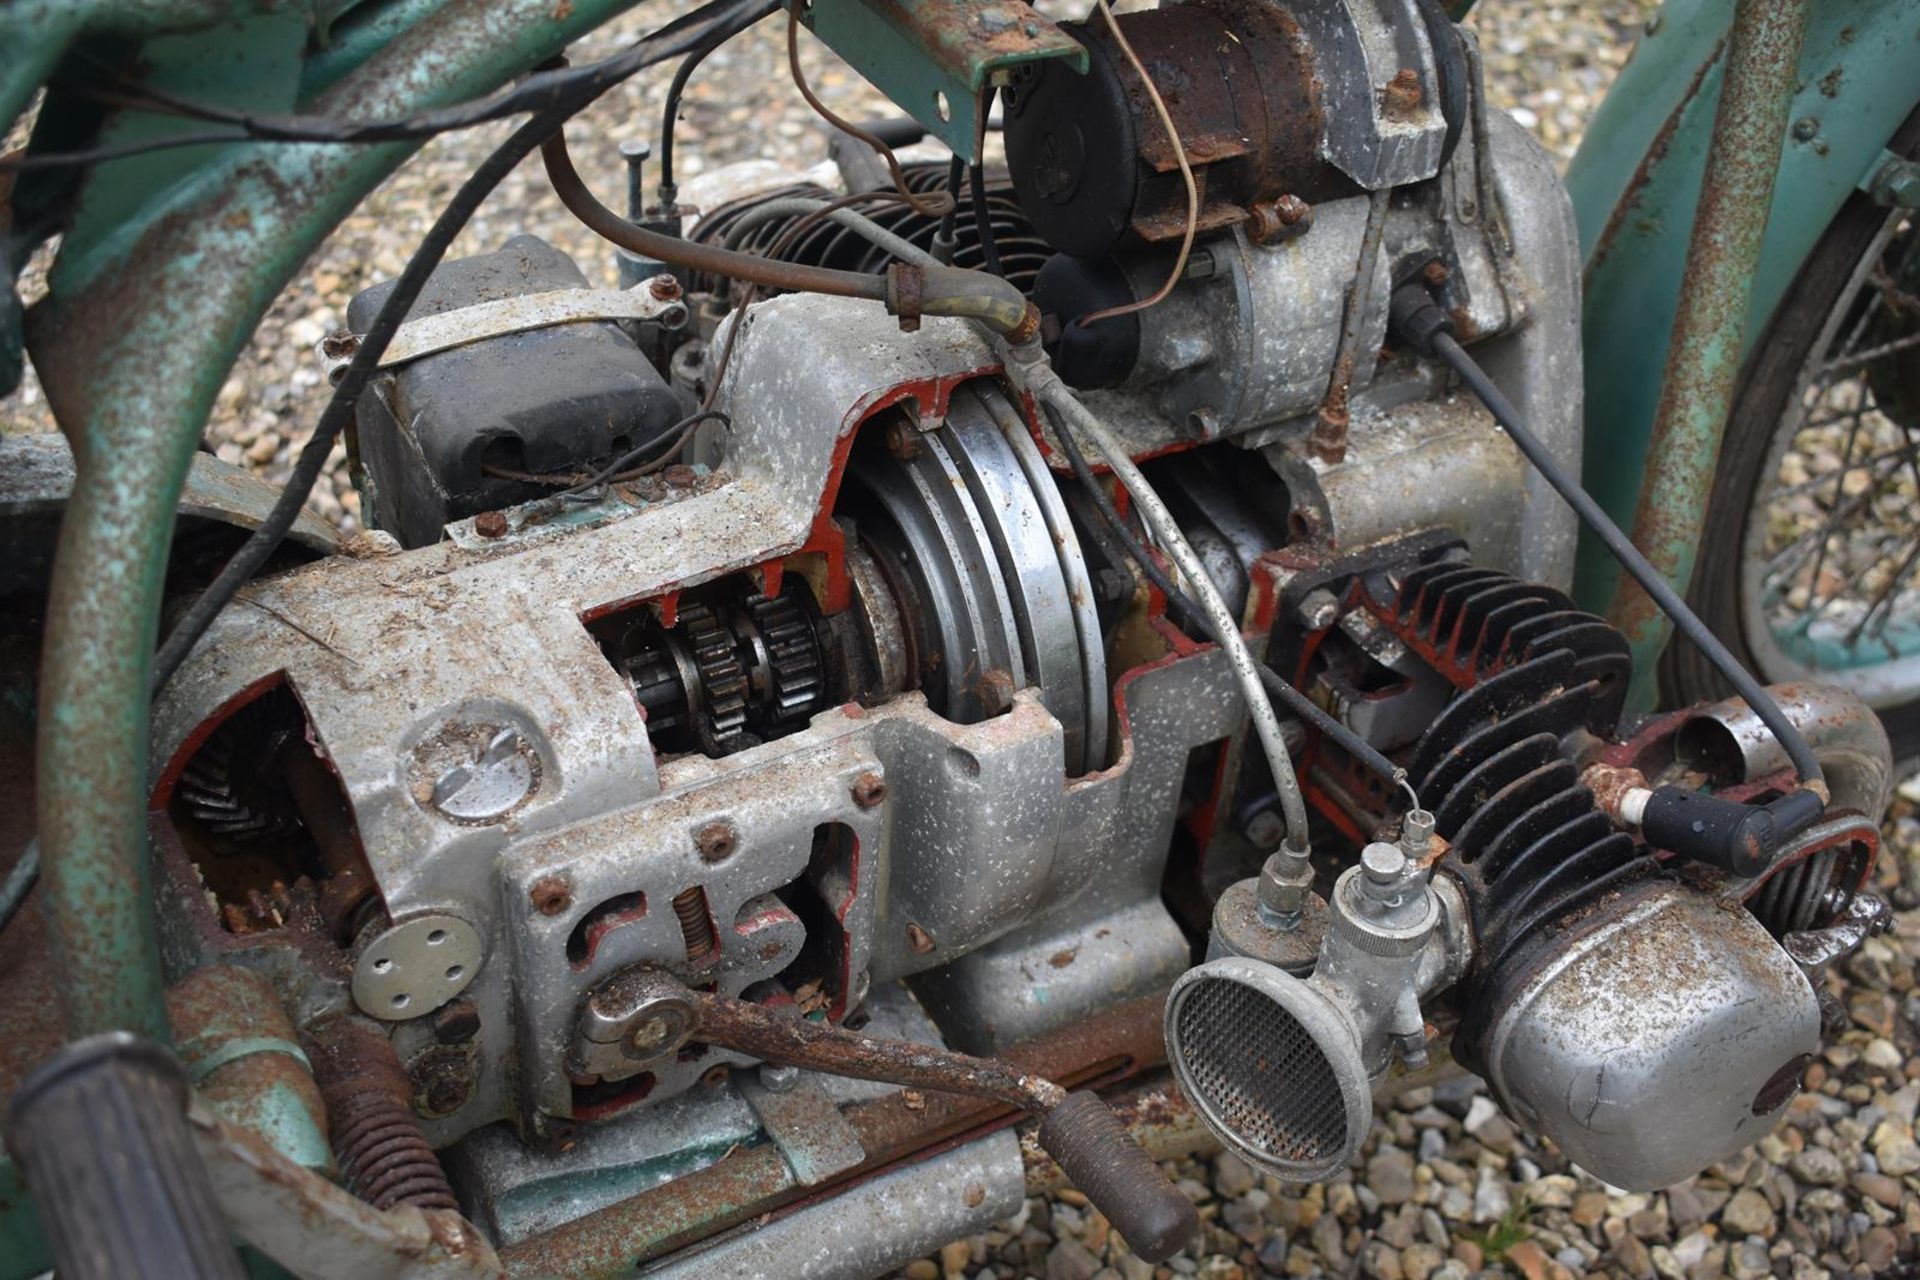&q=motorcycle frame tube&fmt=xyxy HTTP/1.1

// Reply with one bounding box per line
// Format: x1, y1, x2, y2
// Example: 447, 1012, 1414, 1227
1566, 0, 1920, 700
19, 0, 653, 1043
